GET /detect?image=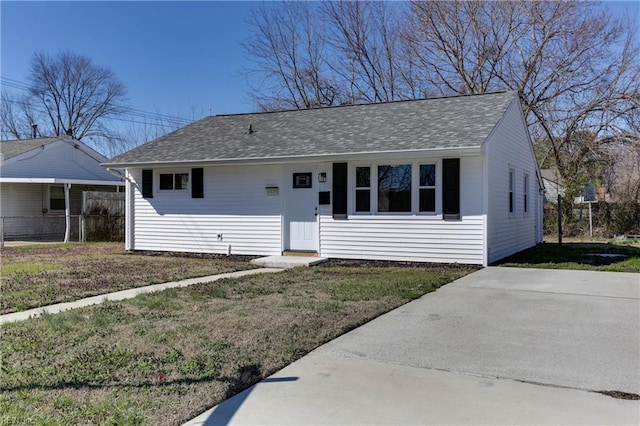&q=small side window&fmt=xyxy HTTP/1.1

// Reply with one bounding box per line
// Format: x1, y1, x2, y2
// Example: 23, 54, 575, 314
160, 173, 174, 190
509, 168, 516, 214
174, 173, 189, 190
50, 185, 65, 210
355, 166, 371, 212
419, 164, 436, 212
159, 172, 189, 191
524, 173, 529, 214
